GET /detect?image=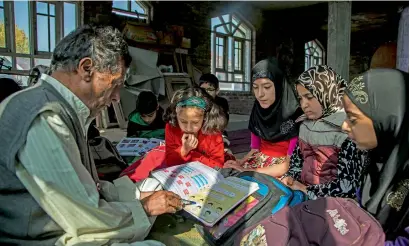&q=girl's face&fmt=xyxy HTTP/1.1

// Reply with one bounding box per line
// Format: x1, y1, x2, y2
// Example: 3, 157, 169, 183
296, 84, 323, 120
341, 94, 378, 150
177, 107, 204, 135
252, 78, 276, 109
